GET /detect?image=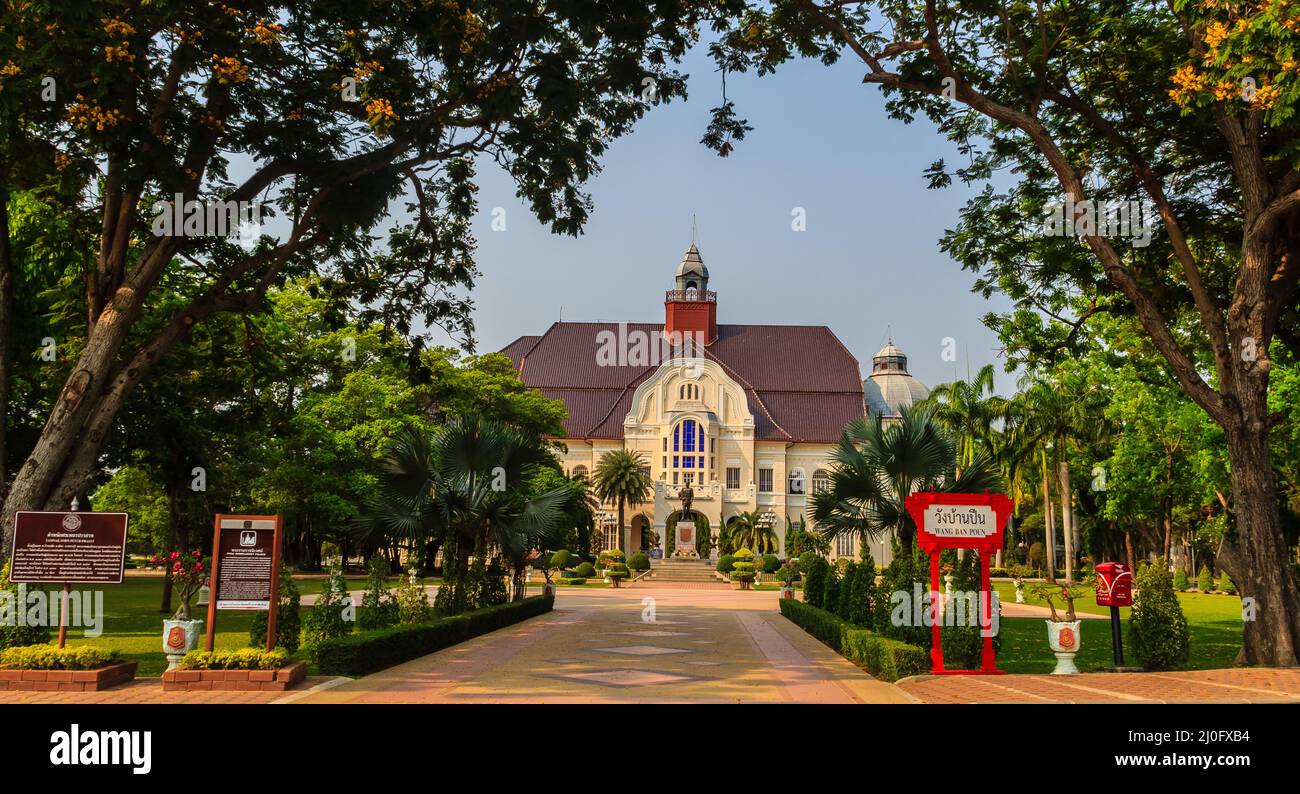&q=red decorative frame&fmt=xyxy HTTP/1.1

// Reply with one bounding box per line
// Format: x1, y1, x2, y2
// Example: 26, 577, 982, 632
904, 492, 1013, 676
